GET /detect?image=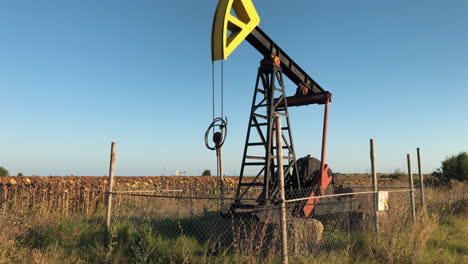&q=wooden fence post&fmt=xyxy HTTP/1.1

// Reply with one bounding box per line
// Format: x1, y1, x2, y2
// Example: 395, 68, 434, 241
370, 139, 379, 233
407, 154, 416, 221
217, 147, 225, 208
275, 116, 288, 264
106, 142, 116, 230
417, 148, 425, 210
